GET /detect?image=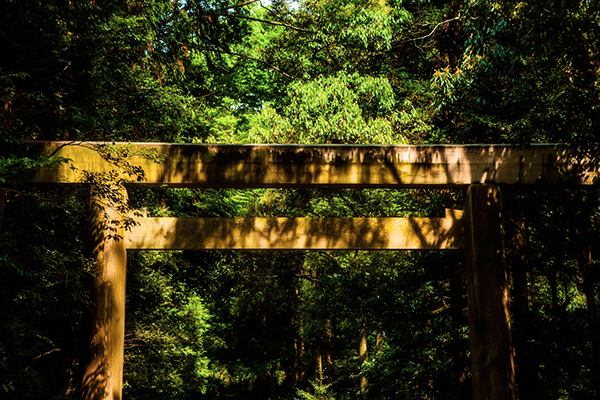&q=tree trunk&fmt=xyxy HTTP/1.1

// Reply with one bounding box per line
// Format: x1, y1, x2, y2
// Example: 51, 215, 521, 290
267, 370, 278, 400
448, 256, 469, 398
510, 219, 539, 400
316, 352, 323, 385
359, 325, 368, 394
294, 332, 305, 384
0, 189, 5, 225
581, 243, 600, 396
291, 275, 304, 384
464, 185, 516, 400
375, 326, 383, 354
80, 187, 128, 400
324, 317, 333, 383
